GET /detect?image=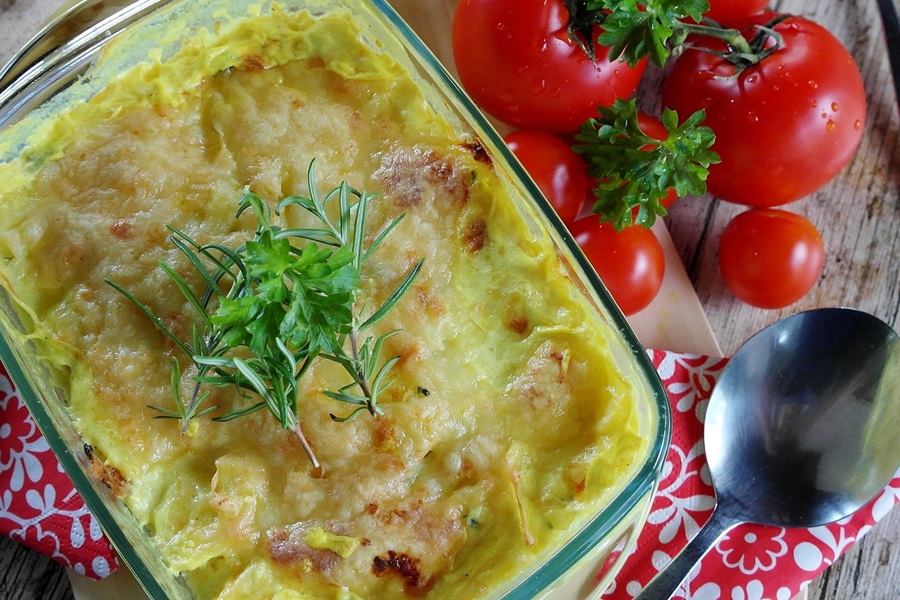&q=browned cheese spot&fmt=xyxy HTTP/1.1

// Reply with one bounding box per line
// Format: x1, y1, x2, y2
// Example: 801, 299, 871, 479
376, 146, 470, 208
462, 218, 487, 253
267, 529, 339, 574
507, 316, 529, 335
416, 286, 445, 318
240, 54, 267, 71
461, 139, 492, 166
110, 219, 134, 239
372, 550, 432, 593
84, 444, 129, 499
